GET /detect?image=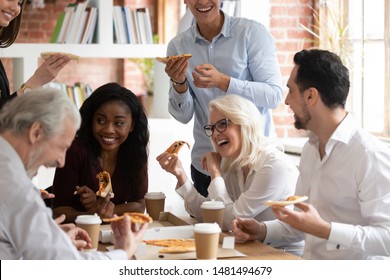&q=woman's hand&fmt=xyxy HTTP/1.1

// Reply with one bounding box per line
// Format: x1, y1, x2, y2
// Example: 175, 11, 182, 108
156, 152, 187, 186
201, 152, 222, 179
25, 53, 71, 88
